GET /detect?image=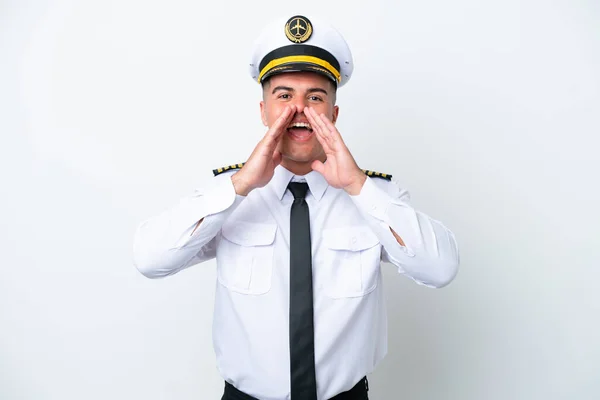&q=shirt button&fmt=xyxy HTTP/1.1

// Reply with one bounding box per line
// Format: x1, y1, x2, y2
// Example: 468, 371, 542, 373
371, 205, 377, 211
352, 237, 357, 244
